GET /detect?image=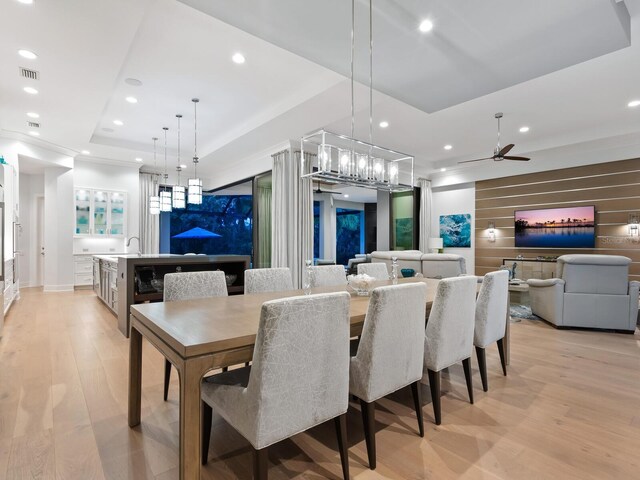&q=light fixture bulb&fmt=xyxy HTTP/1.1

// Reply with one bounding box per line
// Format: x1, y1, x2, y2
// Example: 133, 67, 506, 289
628, 100, 640, 108
519, 126, 530, 133
444, 144, 452, 150
440, 167, 446, 172
23, 86, 38, 94
26, 112, 39, 118
379, 121, 389, 128
135, 157, 142, 162
81, 150, 90, 155
125, 96, 138, 104
232, 53, 246, 64
18, 49, 37, 59
344, 194, 349, 198
419, 19, 434, 33
29, 131, 39, 136
113, 119, 123, 126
